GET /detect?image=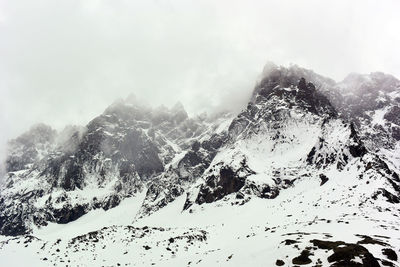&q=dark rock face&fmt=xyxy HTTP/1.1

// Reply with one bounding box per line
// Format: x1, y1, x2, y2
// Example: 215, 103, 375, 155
241, 182, 280, 199
253, 74, 337, 117
0, 213, 28, 236
392, 126, 400, 141
384, 106, 400, 125
348, 123, 367, 158
382, 248, 398, 261
195, 167, 246, 205
118, 129, 164, 178
102, 195, 121, 210
295, 78, 337, 117
173, 132, 228, 185
52, 204, 88, 224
